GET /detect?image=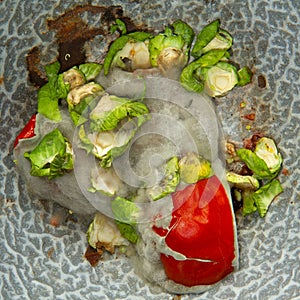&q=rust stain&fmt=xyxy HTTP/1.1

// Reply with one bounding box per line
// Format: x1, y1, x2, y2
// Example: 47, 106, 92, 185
84, 245, 103, 267
26, 4, 145, 86
244, 113, 256, 121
